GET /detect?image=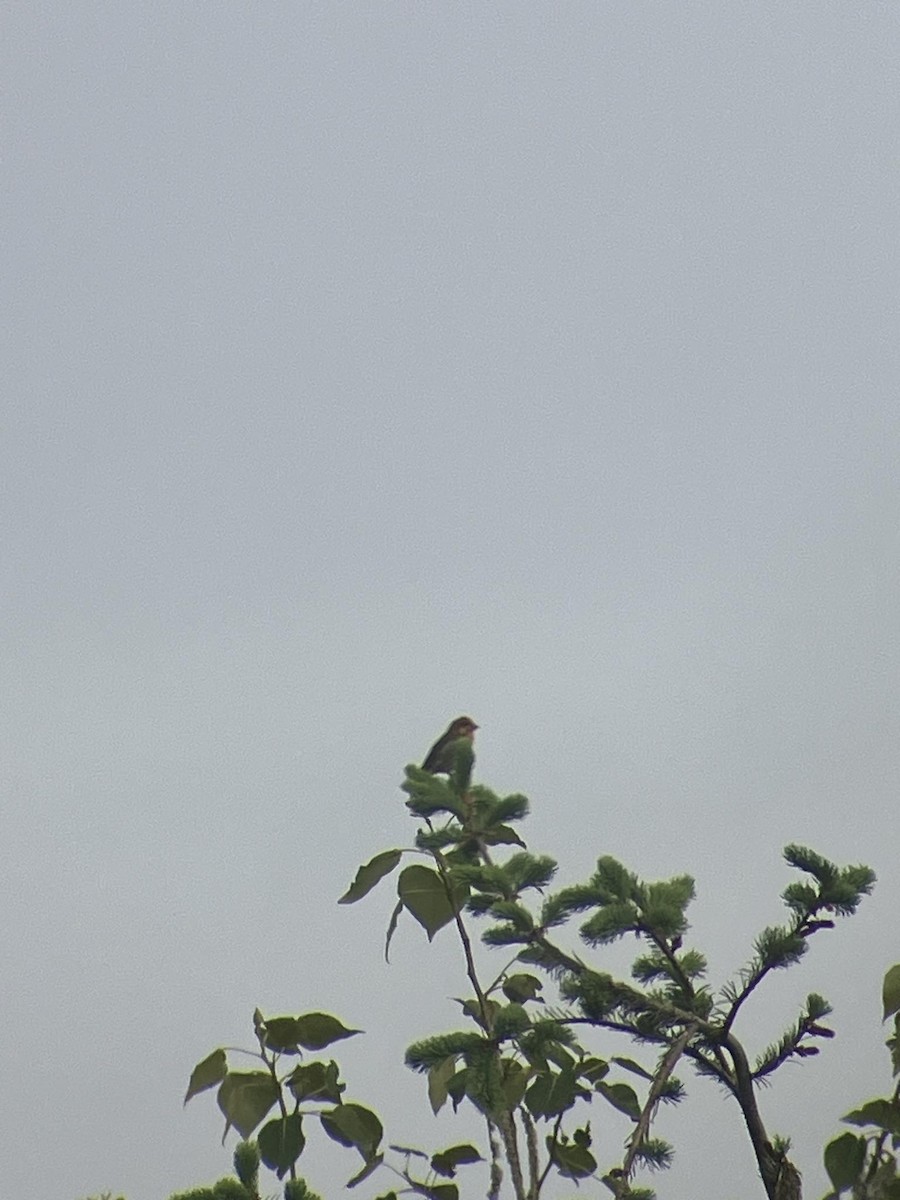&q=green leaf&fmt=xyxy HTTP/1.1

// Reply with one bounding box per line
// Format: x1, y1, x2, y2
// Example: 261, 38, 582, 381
484, 825, 527, 848
824, 1131, 866, 1191
217, 1071, 280, 1139
501, 1058, 530, 1110
398, 864, 467, 941
884, 965, 900, 1022
184, 1048, 227, 1103
384, 898, 403, 961
428, 1057, 457, 1115
842, 1099, 900, 1136
431, 1144, 482, 1177
525, 1068, 577, 1118
597, 1081, 641, 1121
579, 1057, 609, 1086
427, 1186, 459, 1200
610, 1056, 653, 1082
293, 1013, 361, 1051
285, 1060, 344, 1104
339, 850, 403, 904
258, 1113, 305, 1178
320, 1103, 383, 1159
262, 1016, 304, 1053
502, 974, 543, 1004
547, 1137, 597, 1180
